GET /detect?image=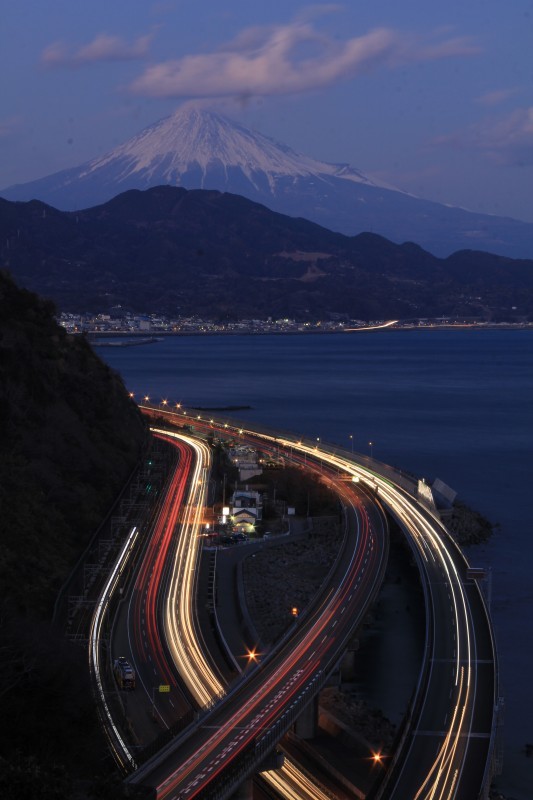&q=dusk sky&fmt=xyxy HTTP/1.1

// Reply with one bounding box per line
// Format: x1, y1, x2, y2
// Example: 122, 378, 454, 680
2, 1, 533, 222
